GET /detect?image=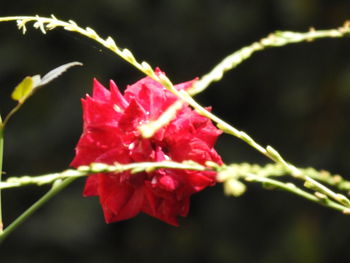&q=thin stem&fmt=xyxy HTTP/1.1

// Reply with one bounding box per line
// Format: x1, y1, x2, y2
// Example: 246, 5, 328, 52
0, 177, 76, 243
0, 16, 347, 187
243, 173, 349, 213
177, 91, 350, 206
218, 163, 350, 192
0, 16, 161, 83
0, 117, 4, 233
2, 103, 22, 129
0, 15, 349, 218
0, 161, 209, 190
189, 22, 350, 95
